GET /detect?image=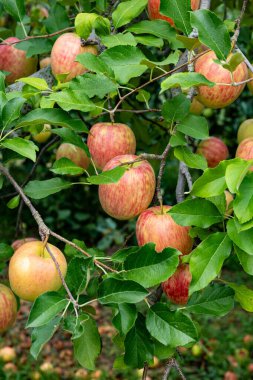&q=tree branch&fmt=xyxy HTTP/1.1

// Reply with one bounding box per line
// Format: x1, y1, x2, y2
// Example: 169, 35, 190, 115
156, 142, 171, 207
231, 0, 248, 49
142, 363, 149, 380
